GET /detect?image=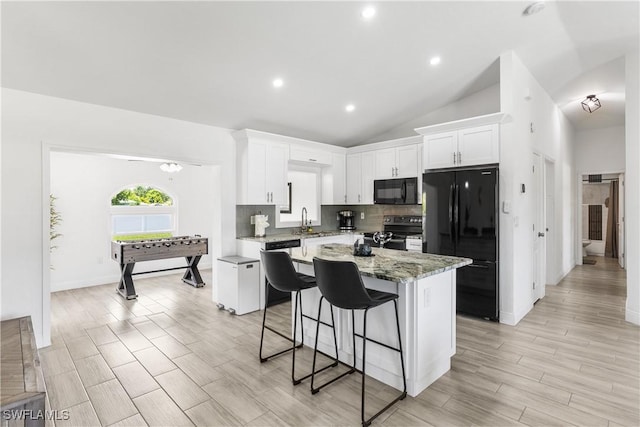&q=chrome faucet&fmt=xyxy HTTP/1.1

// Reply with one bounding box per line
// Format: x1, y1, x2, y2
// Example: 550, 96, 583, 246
301, 207, 308, 233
